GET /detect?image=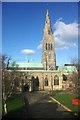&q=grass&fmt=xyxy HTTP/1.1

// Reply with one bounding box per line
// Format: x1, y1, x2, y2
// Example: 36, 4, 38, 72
7, 94, 24, 112
51, 91, 80, 112
4, 94, 25, 119
0, 92, 2, 118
